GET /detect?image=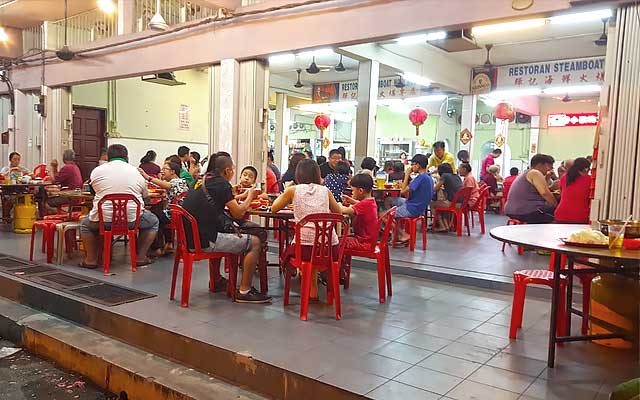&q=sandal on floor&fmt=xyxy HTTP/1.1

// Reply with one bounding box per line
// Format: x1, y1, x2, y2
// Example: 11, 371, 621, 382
136, 258, 154, 267
78, 261, 98, 269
